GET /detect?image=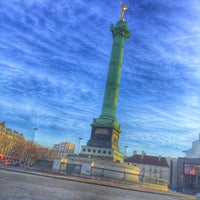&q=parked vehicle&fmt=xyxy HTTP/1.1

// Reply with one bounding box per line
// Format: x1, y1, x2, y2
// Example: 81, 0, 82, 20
9, 161, 22, 167
196, 193, 200, 200
3, 161, 11, 166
